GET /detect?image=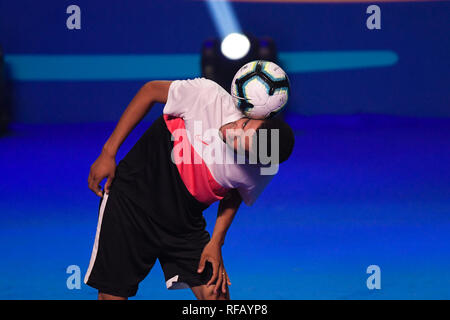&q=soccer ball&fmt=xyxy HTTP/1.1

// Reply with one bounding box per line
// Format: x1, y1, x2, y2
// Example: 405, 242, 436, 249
230, 60, 290, 119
